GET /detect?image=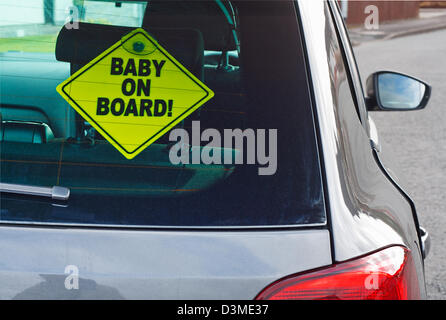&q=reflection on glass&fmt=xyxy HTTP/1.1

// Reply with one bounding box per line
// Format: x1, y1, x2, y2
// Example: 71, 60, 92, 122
378, 73, 426, 110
